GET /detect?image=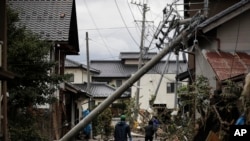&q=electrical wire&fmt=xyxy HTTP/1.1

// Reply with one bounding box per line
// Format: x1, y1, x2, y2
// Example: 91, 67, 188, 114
89, 38, 124, 53
229, 17, 241, 77
78, 26, 136, 30
83, 0, 115, 59
114, 0, 140, 47
127, 0, 142, 37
